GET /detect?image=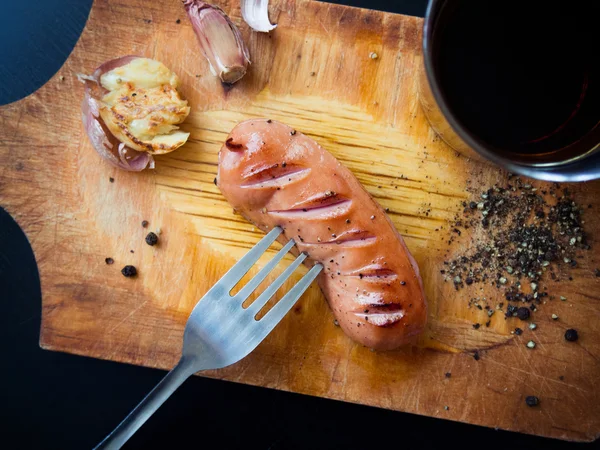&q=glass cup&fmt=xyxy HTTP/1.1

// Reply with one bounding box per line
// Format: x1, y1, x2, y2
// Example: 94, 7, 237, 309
418, 0, 600, 181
